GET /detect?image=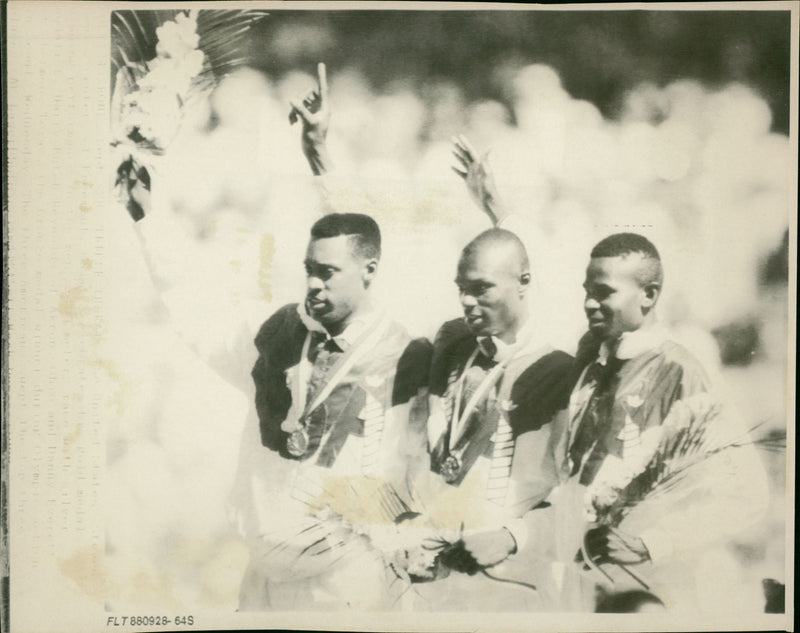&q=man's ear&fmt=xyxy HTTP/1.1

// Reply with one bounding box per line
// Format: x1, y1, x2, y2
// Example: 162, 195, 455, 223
363, 259, 379, 286
642, 282, 660, 310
